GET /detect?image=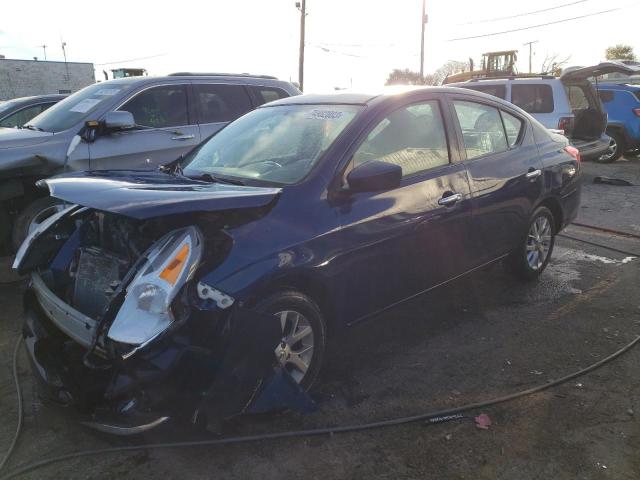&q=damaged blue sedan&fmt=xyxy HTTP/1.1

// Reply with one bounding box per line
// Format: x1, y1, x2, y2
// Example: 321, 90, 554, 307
14, 87, 581, 434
